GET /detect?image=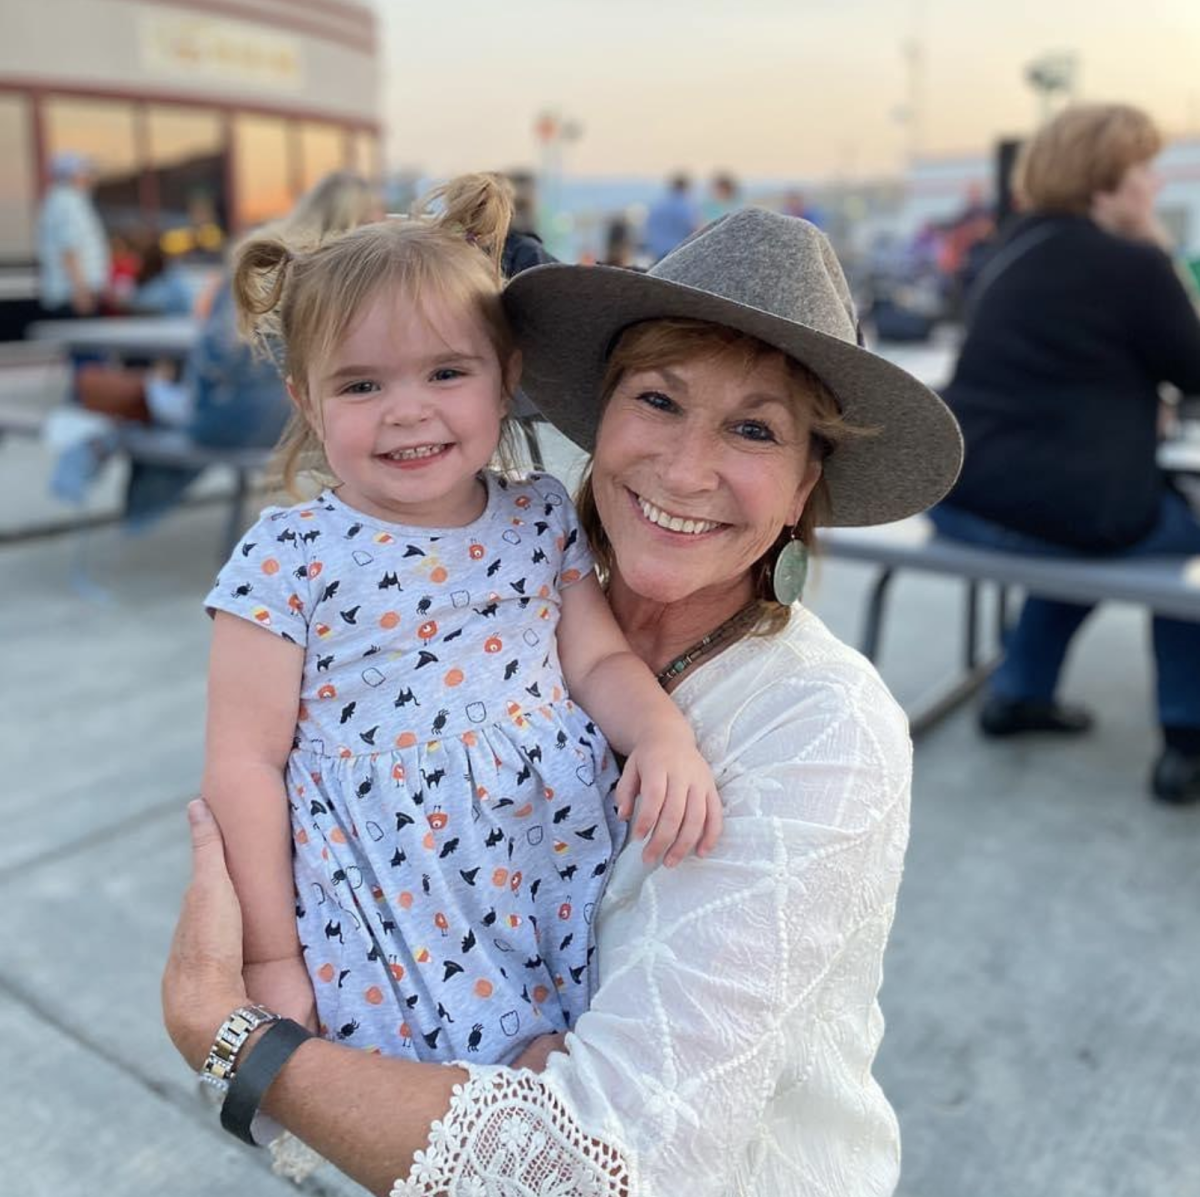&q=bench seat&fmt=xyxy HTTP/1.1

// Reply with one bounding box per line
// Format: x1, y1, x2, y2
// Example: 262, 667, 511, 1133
820, 518, 1200, 623
816, 515, 1200, 735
